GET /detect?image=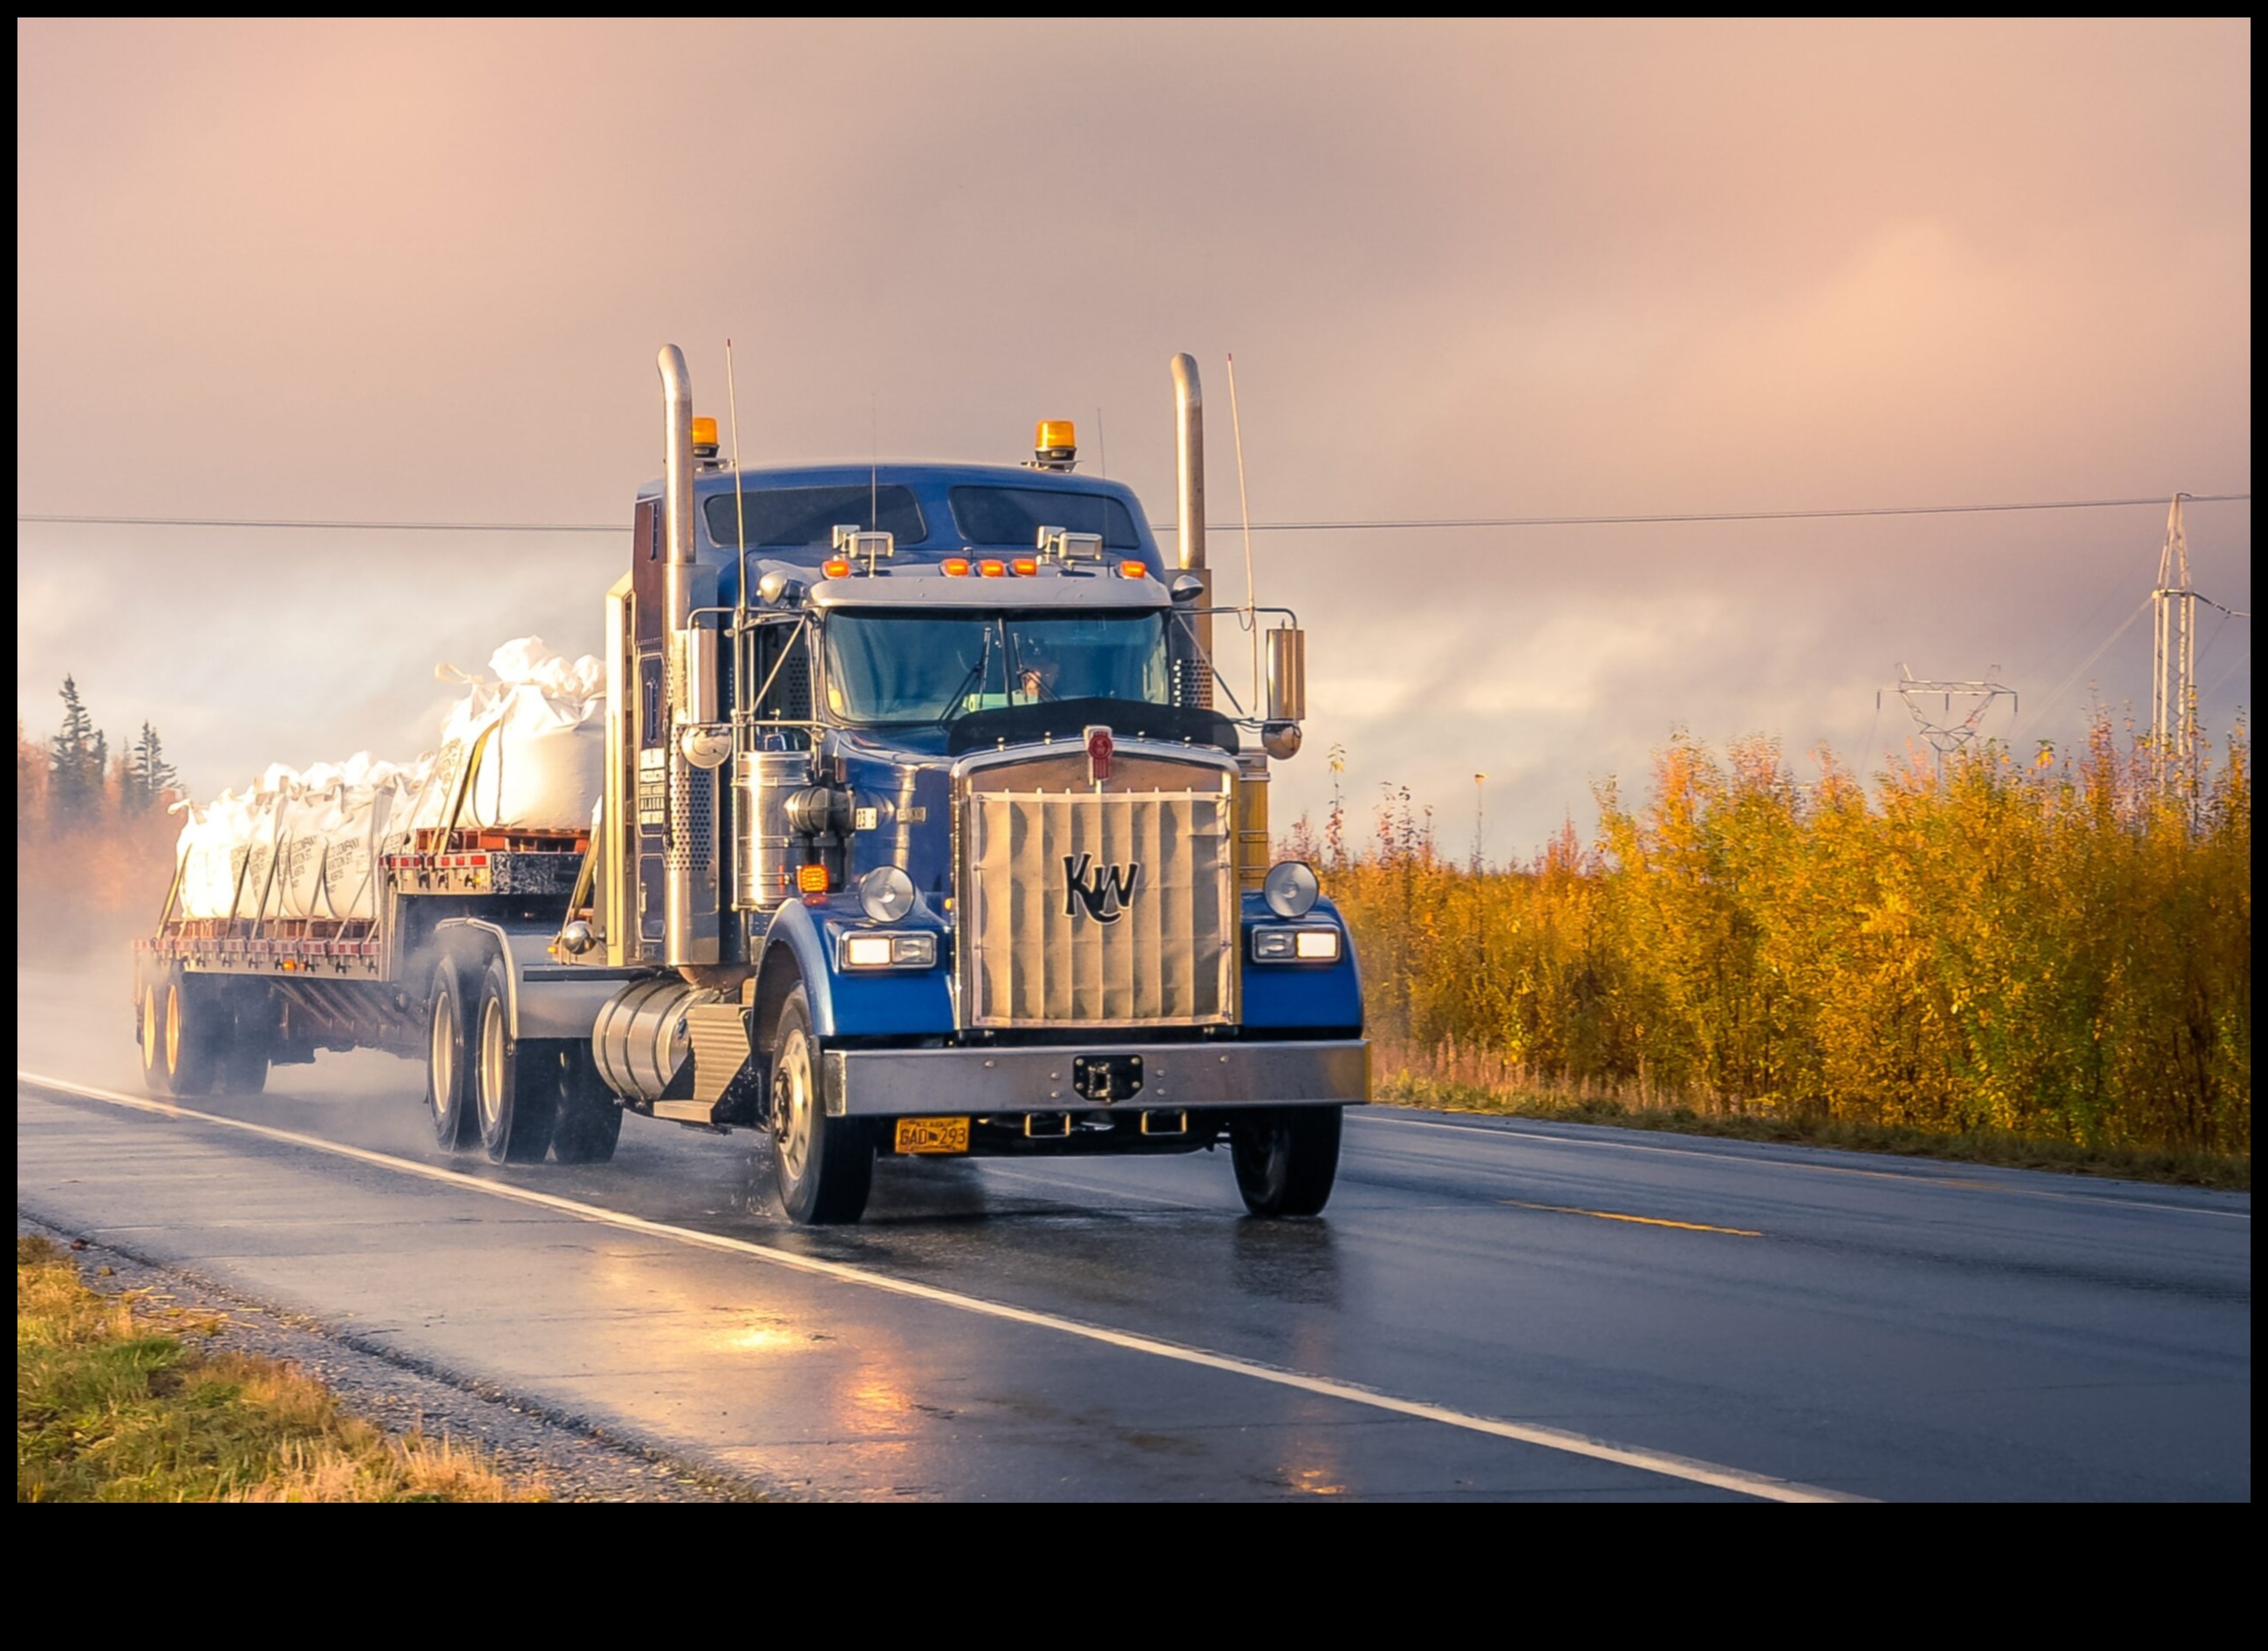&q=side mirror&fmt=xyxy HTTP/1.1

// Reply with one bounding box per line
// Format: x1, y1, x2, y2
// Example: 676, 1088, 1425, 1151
1266, 626, 1306, 722
1170, 573, 1205, 604
756, 570, 805, 607
674, 625, 719, 723
679, 725, 732, 769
